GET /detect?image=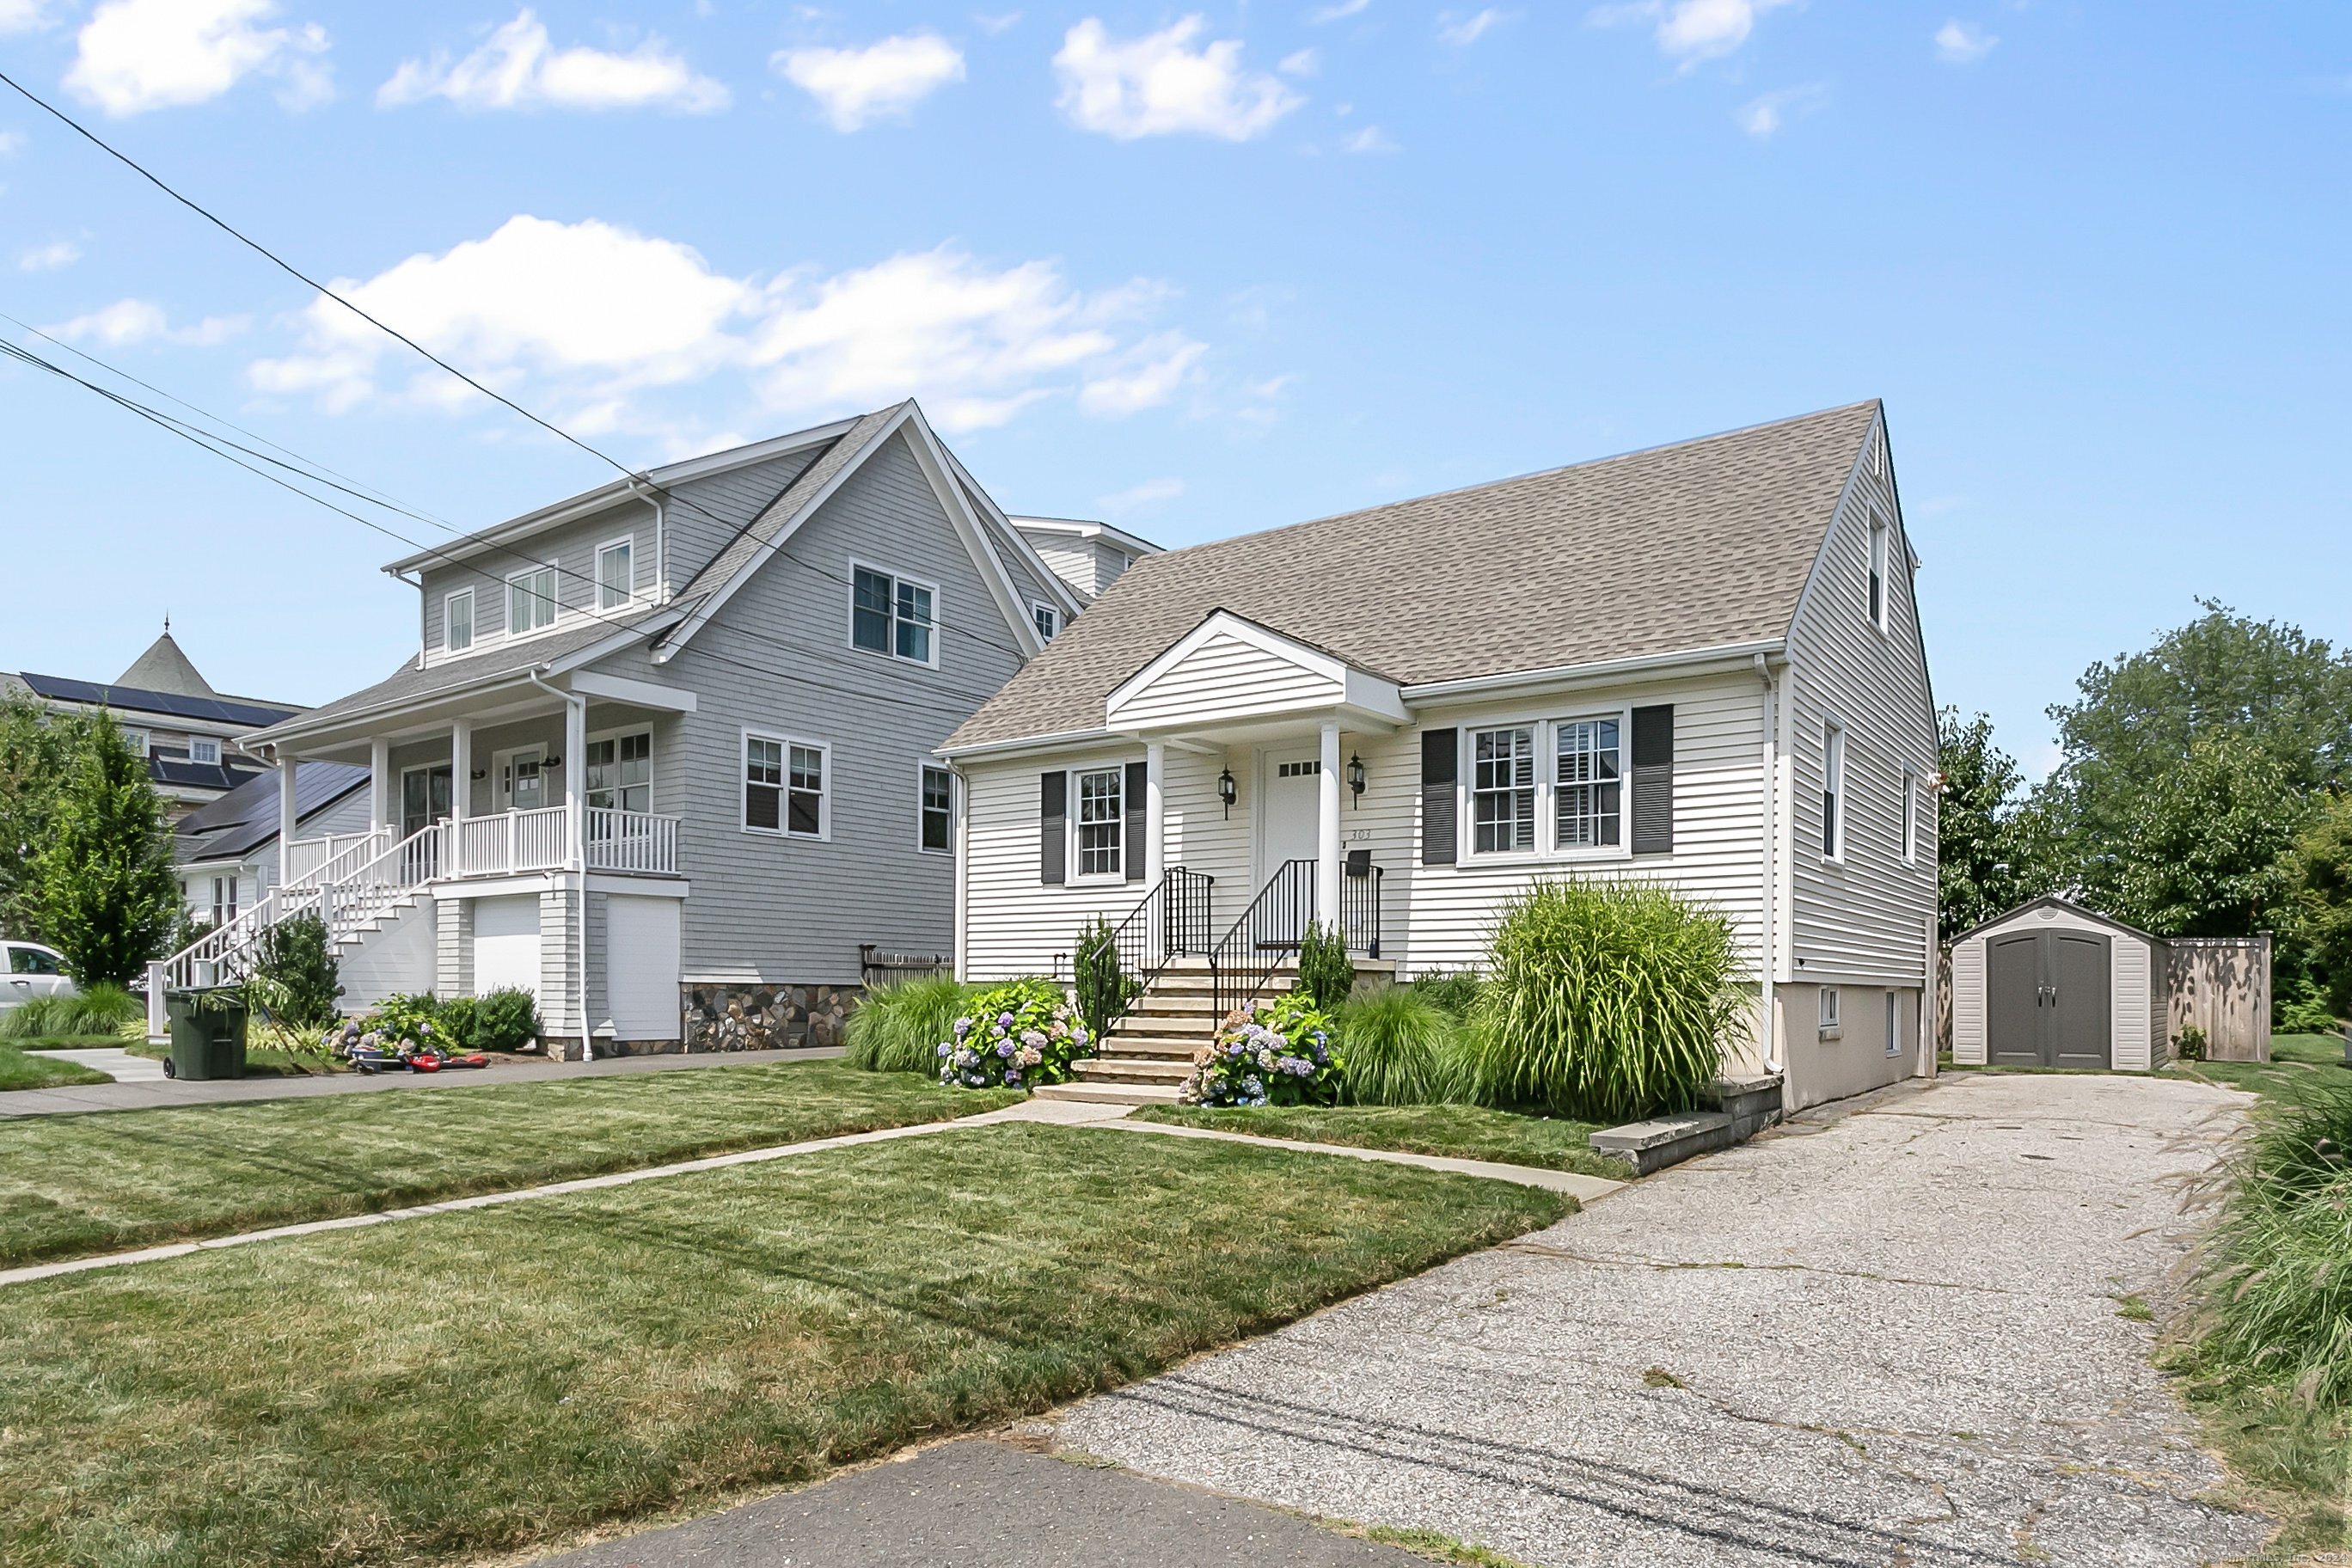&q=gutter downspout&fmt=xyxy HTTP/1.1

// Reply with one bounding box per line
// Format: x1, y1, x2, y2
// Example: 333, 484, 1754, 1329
527, 670, 592, 1063
628, 478, 667, 604
1754, 652, 1782, 1075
